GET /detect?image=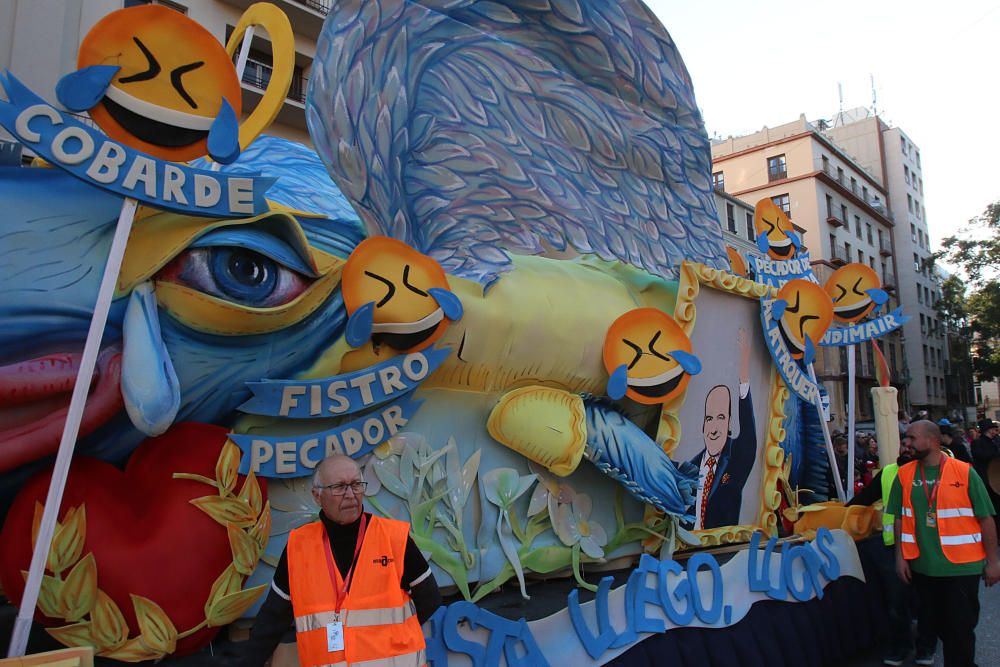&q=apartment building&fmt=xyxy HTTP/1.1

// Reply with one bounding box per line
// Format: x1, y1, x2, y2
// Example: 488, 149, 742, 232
824, 110, 947, 416
711, 115, 905, 432
0, 0, 320, 152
